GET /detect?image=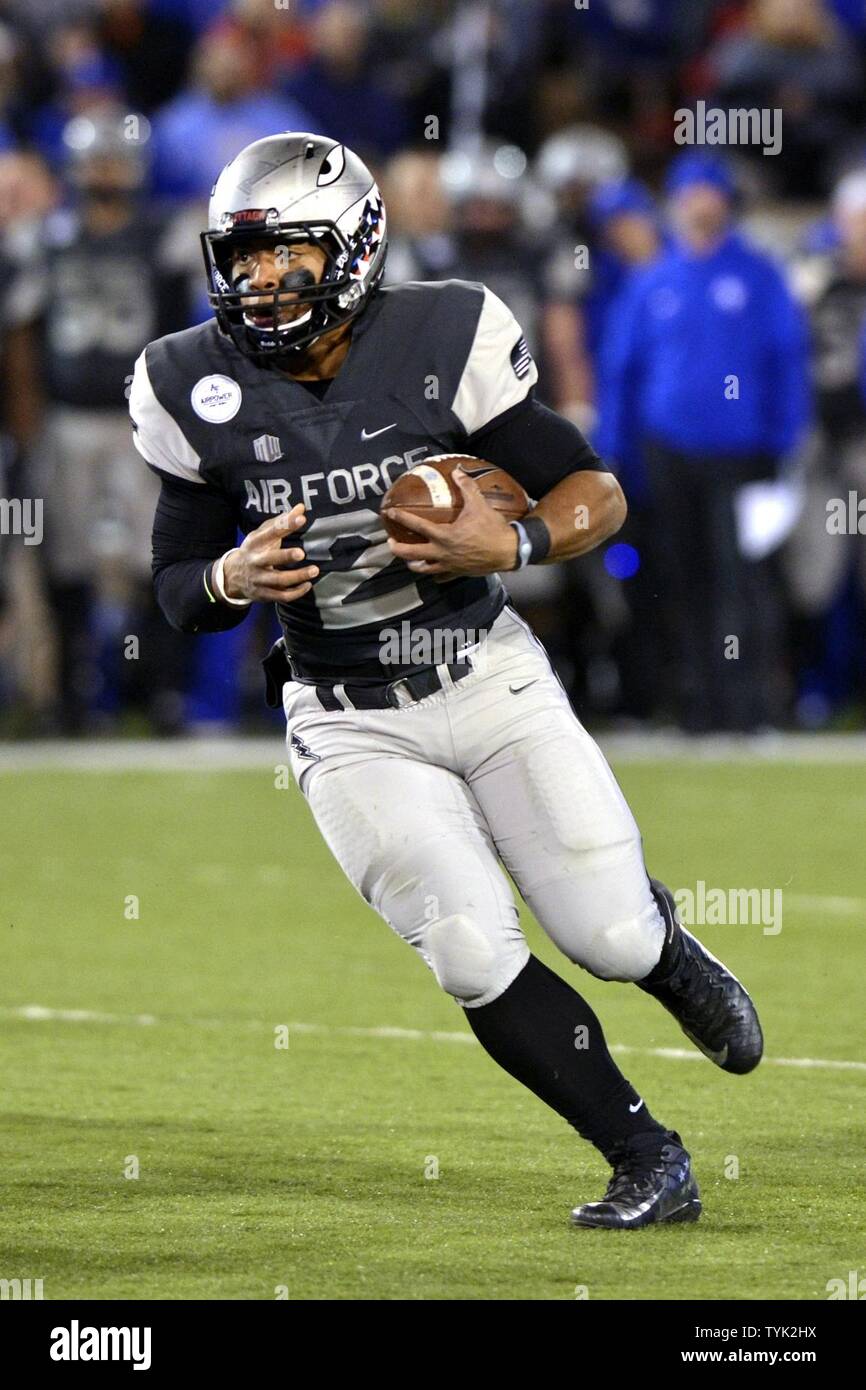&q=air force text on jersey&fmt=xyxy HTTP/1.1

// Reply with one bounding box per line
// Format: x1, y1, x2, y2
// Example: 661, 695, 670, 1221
242, 446, 430, 516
